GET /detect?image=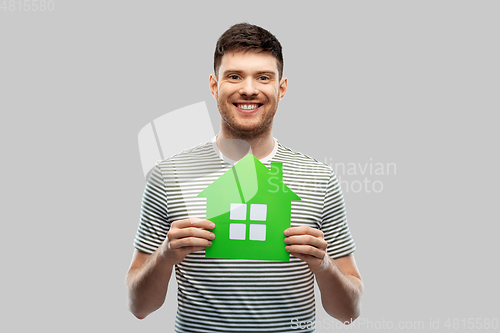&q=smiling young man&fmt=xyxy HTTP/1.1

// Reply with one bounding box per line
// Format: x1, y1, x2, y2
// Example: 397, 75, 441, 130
126, 23, 363, 332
